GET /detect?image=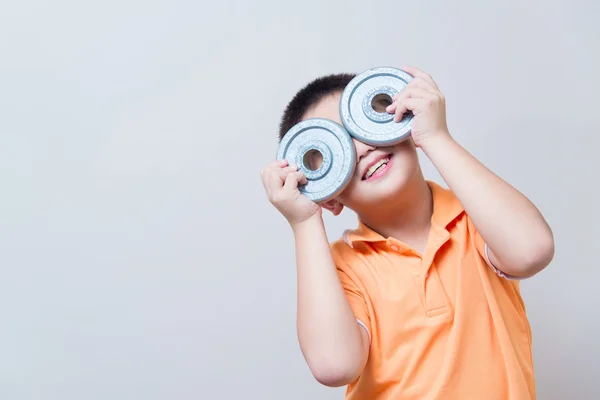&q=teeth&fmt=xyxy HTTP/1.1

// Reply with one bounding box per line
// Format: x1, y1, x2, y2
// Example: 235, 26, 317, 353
365, 157, 389, 179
